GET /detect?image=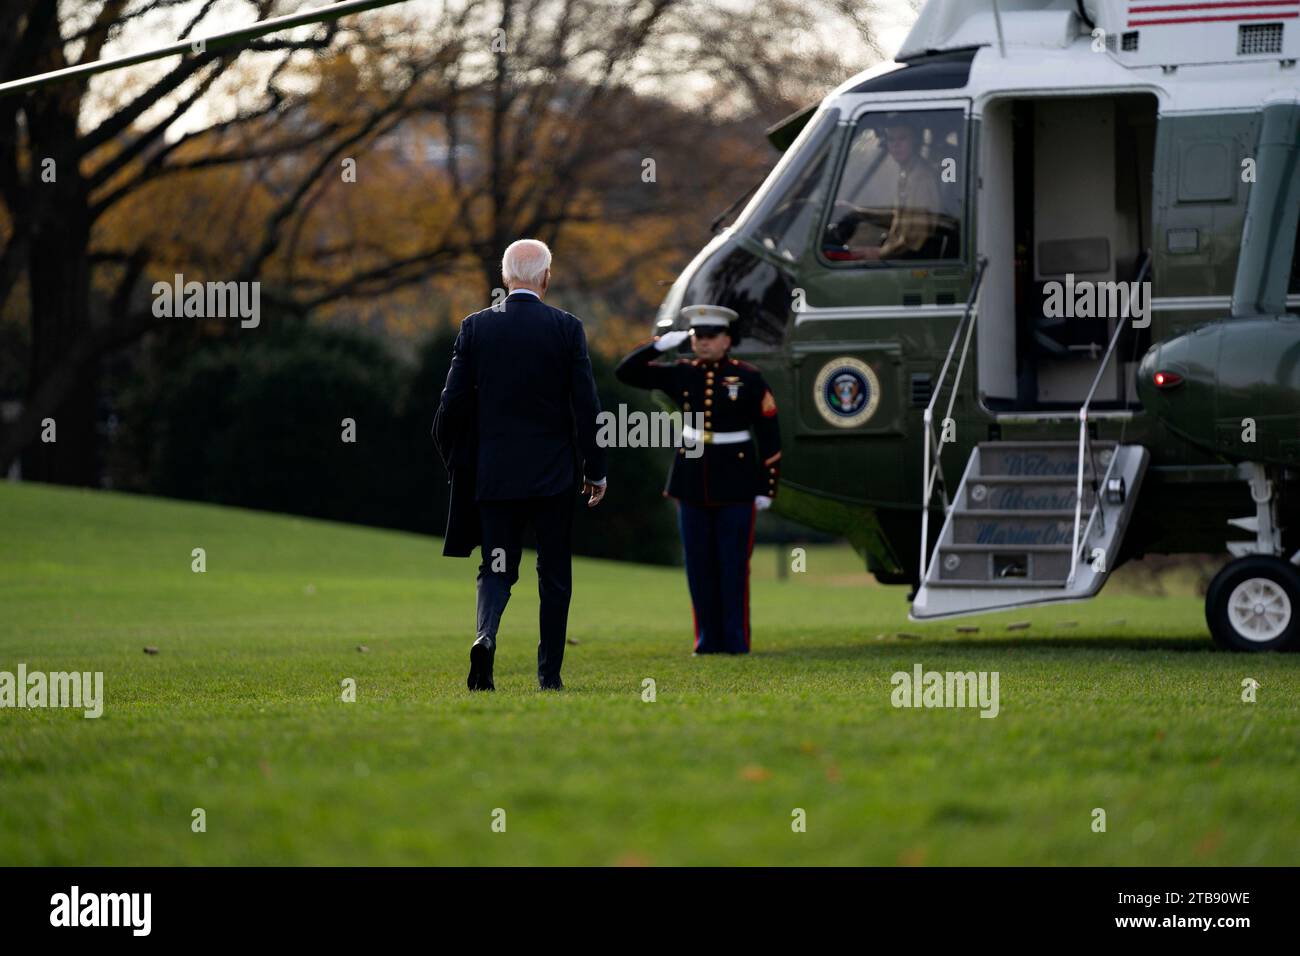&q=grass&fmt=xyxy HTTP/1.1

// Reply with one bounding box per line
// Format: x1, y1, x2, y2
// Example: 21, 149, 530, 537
0, 480, 1296, 866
